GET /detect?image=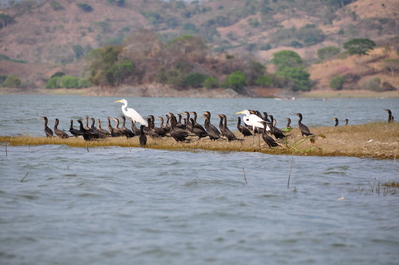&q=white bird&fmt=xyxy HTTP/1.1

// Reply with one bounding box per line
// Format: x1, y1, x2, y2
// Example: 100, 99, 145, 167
236, 110, 270, 131
114, 99, 148, 127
